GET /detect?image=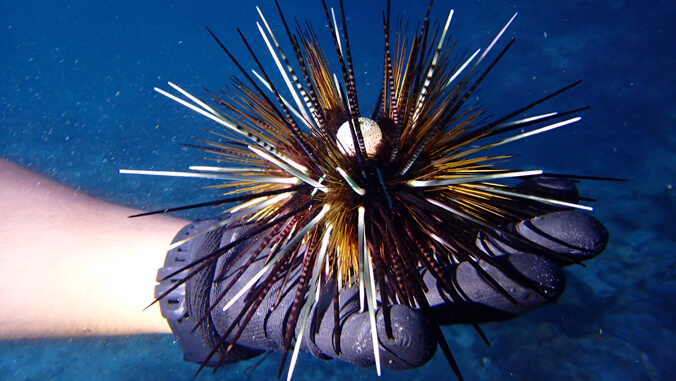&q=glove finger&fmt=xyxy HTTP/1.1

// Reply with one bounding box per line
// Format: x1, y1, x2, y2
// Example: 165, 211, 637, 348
307, 293, 437, 370
516, 210, 608, 264
517, 175, 580, 204
426, 252, 565, 325
480, 210, 608, 266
